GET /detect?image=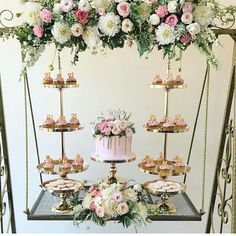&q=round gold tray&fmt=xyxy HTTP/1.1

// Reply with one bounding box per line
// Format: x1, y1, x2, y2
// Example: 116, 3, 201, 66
143, 179, 186, 196
39, 125, 84, 132
144, 125, 189, 133
138, 162, 191, 176
150, 84, 187, 89
91, 153, 136, 163
37, 159, 89, 176
43, 83, 80, 89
